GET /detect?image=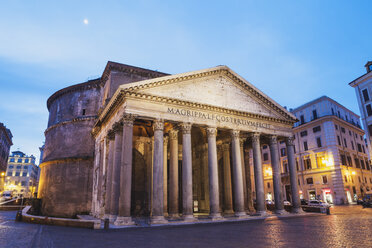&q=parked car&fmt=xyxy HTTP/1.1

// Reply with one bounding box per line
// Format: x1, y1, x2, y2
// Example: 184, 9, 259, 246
308, 200, 329, 207
0, 191, 12, 201
265, 200, 274, 205
283, 200, 291, 206
362, 200, 372, 208
357, 198, 364, 205
301, 199, 308, 205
